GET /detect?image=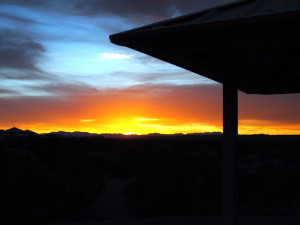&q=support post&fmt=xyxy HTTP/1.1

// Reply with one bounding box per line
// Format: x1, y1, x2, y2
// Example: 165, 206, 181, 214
223, 83, 238, 225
